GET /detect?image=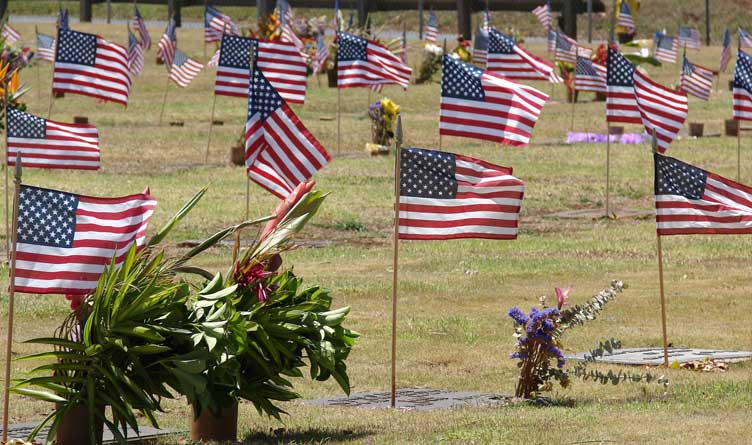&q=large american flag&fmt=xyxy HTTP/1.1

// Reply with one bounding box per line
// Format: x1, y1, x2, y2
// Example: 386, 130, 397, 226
312, 33, 329, 74
439, 56, 548, 147
170, 48, 203, 88
36, 32, 56, 62
654, 154, 752, 236
132, 5, 150, 50
425, 9, 438, 43
740, 27, 752, 48
554, 32, 577, 63
398, 147, 524, 240
158, 18, 177, 67
245, 64, 330, 199
617, 1, 635, 33
655, 33, 678, 63
679, 55, 712, 101
634, 69, 687, 153
606, 47, 640, 124
574, 55, 606, 93
127, 30, 144, 76
13, 185, 156, 295
720, 28, 732, 72
205, 5, 239, 43
732, 49, 752, 121
53, 29, 131, 107
6, 107, 99, 170
337, 32, 412, 89
487, 29, 561, 83
215, 34, 307, 104
2, 23, 20, 45
532, 2, 552, 30
678, 26, 701, 49
473, 26, 488, 66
